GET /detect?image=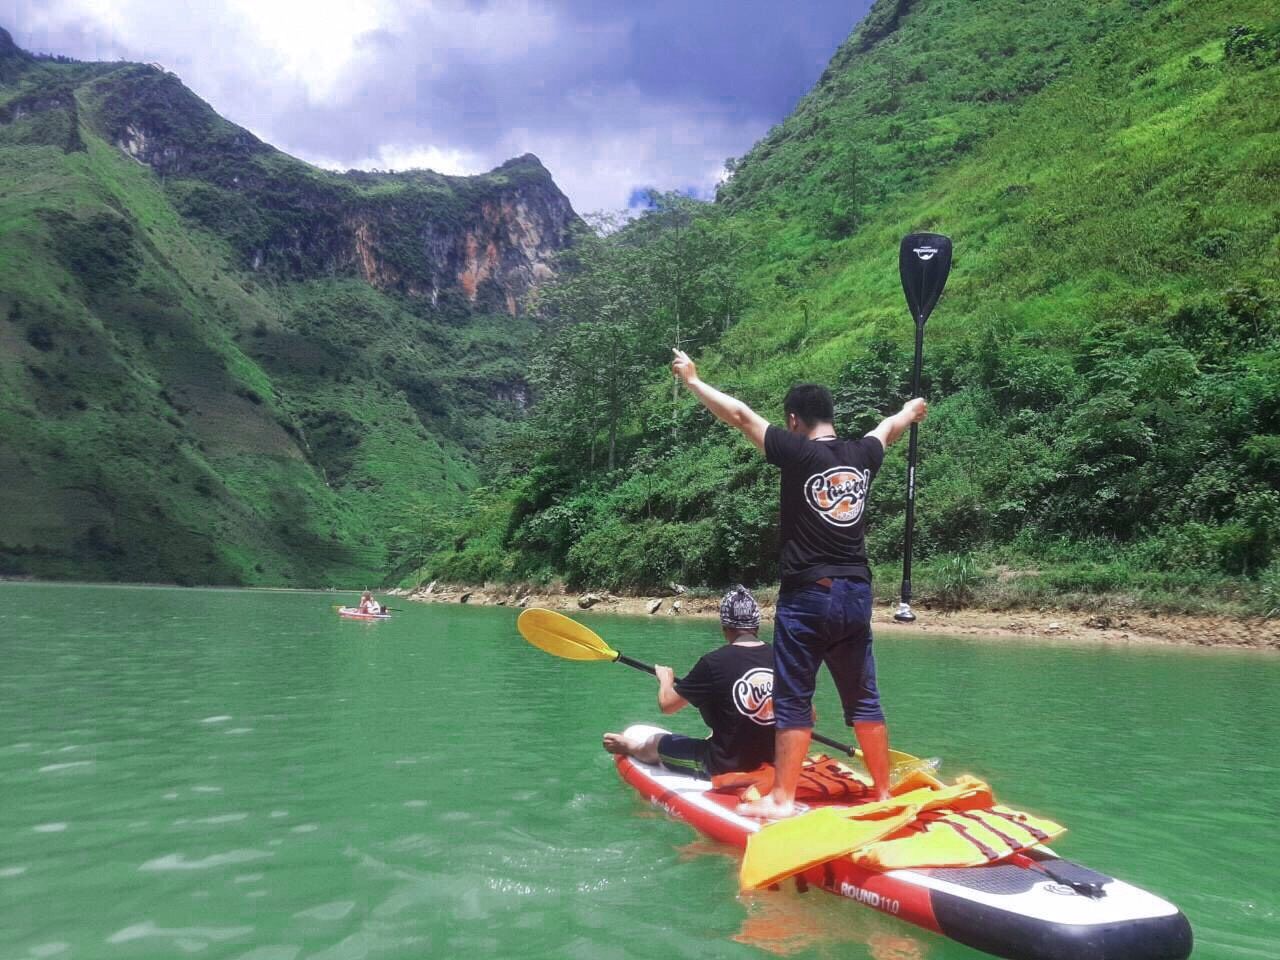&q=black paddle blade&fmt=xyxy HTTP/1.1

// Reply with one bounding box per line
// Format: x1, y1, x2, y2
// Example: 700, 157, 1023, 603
899, 233, 953, 325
